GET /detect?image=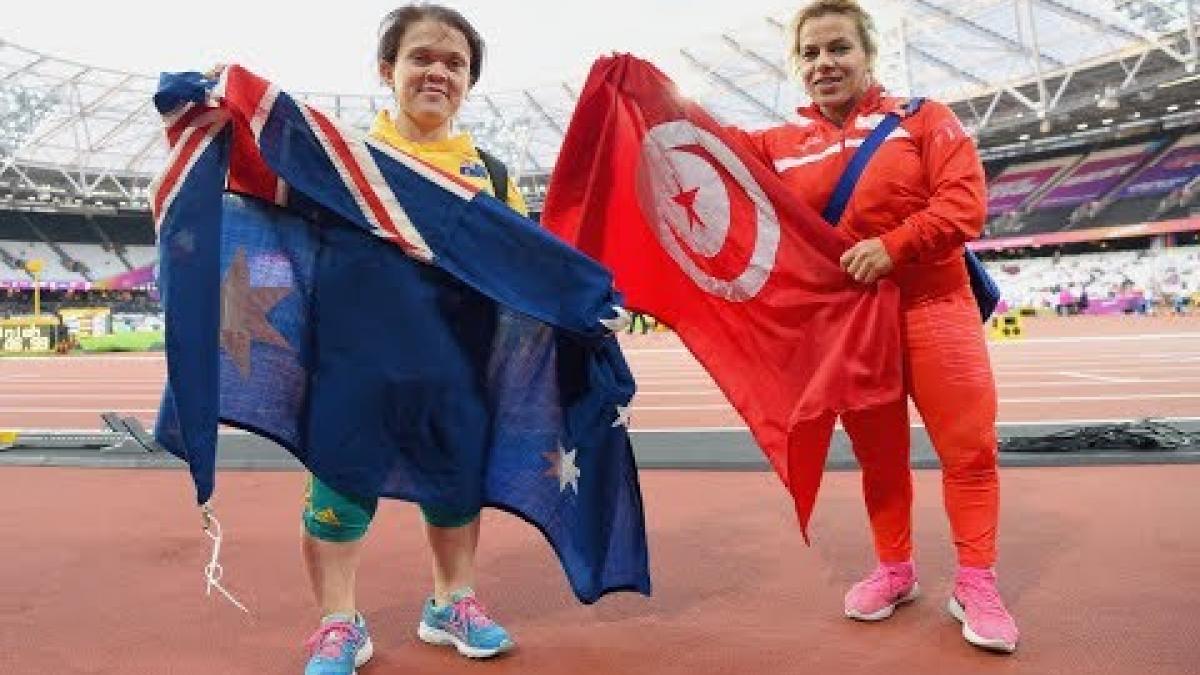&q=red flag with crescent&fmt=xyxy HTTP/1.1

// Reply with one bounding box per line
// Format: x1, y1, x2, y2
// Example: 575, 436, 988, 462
542, 54, 904, 539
